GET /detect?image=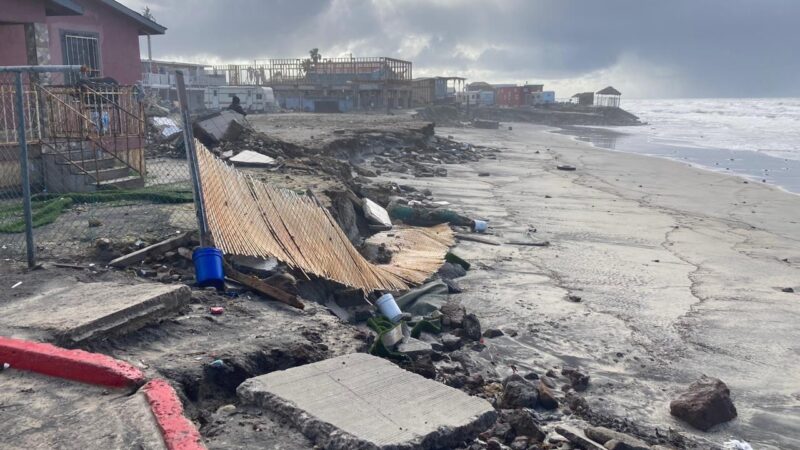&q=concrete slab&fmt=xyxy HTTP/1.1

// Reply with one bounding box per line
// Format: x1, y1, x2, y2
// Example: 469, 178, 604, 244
229, 150, 277, 167
0, 369, 166, 450
0, 282, 190, 346
237, 353, 496, 450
